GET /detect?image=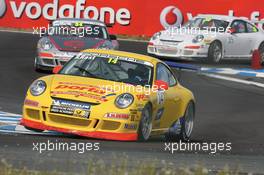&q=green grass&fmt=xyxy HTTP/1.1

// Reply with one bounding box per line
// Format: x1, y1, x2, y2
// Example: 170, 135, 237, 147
0, 159, 241, 175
